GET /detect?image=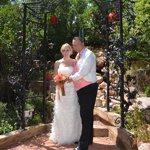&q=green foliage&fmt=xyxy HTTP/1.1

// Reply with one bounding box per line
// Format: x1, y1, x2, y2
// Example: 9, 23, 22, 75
45, 100, 54, 122
0, 0, 10, 5
126, 108, 145, 130
31, 96, 54, 122
0, 0, 99, 77
25, 103, 34, 110
0, 89, 54, 134
25, 90, 35, 110
144, 85, 150, 97
126, 108, 150, 145
26, 90, 54, 125
0, 4, 22, 76
1, 0, 149, 66
0, 102, 7, 119
0, 120, 14, 134
125, 0, 150, 63
28, 114, 42, 125
46, 0, 96, 59
112, 106, 121, 114
0, 102, 17, 135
